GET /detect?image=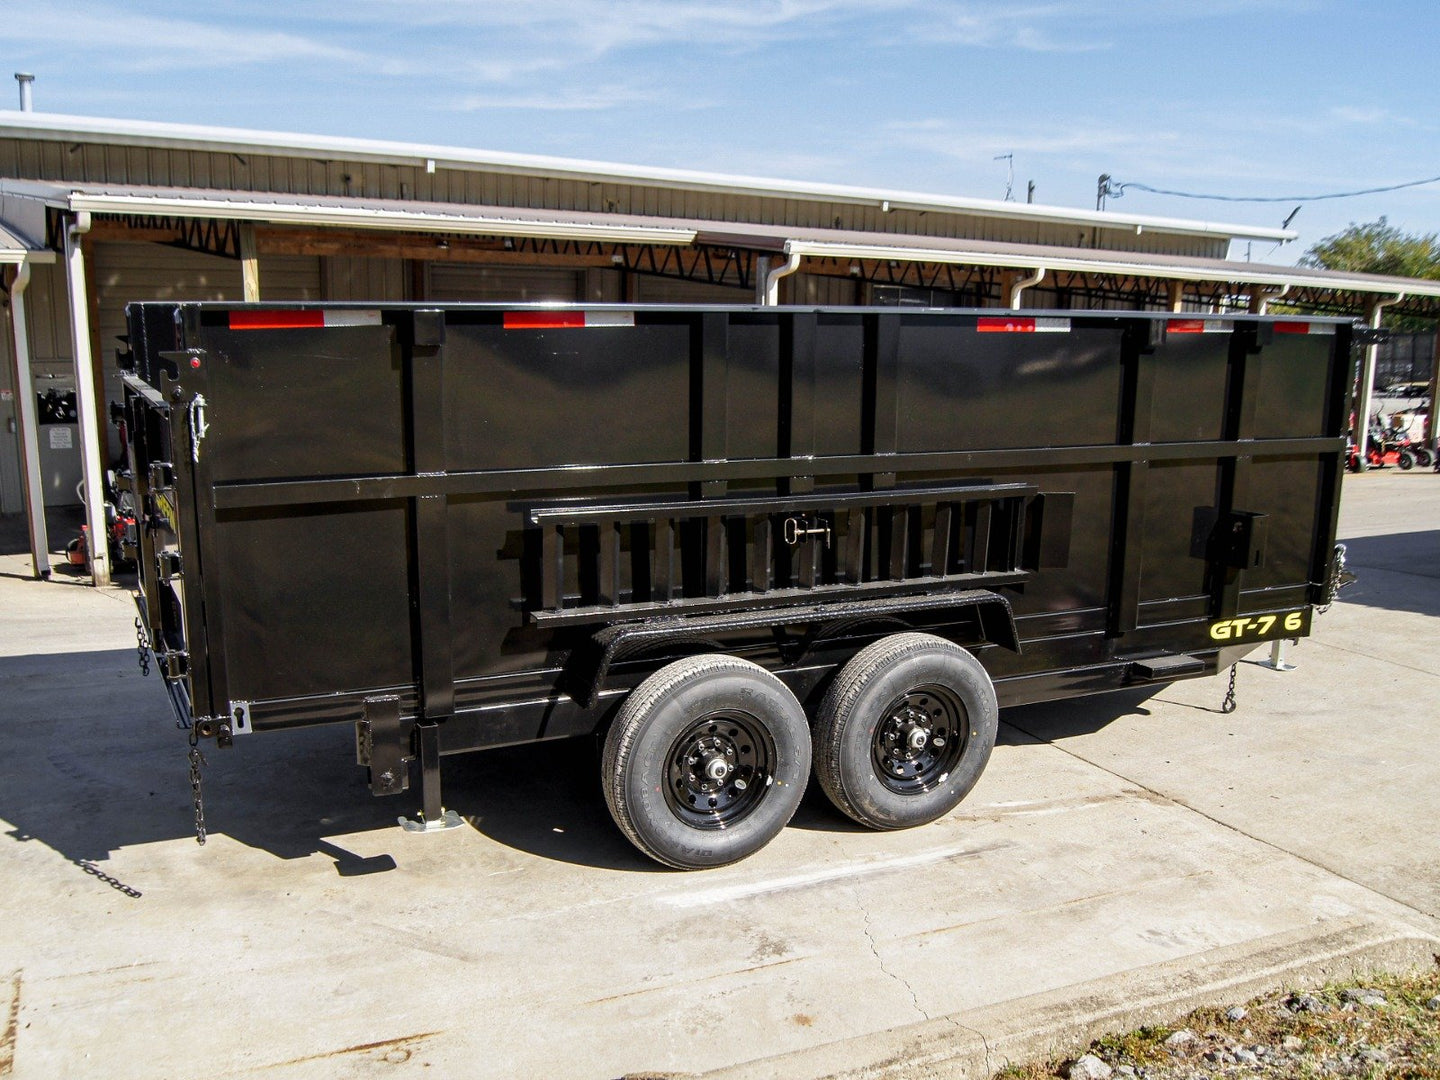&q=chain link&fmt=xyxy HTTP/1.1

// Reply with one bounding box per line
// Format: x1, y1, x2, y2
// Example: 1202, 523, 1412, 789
1318, 543, 1348, 614
1220, 663, 1238, 714
134, 617, 150, 677
188, 729, 207, 846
